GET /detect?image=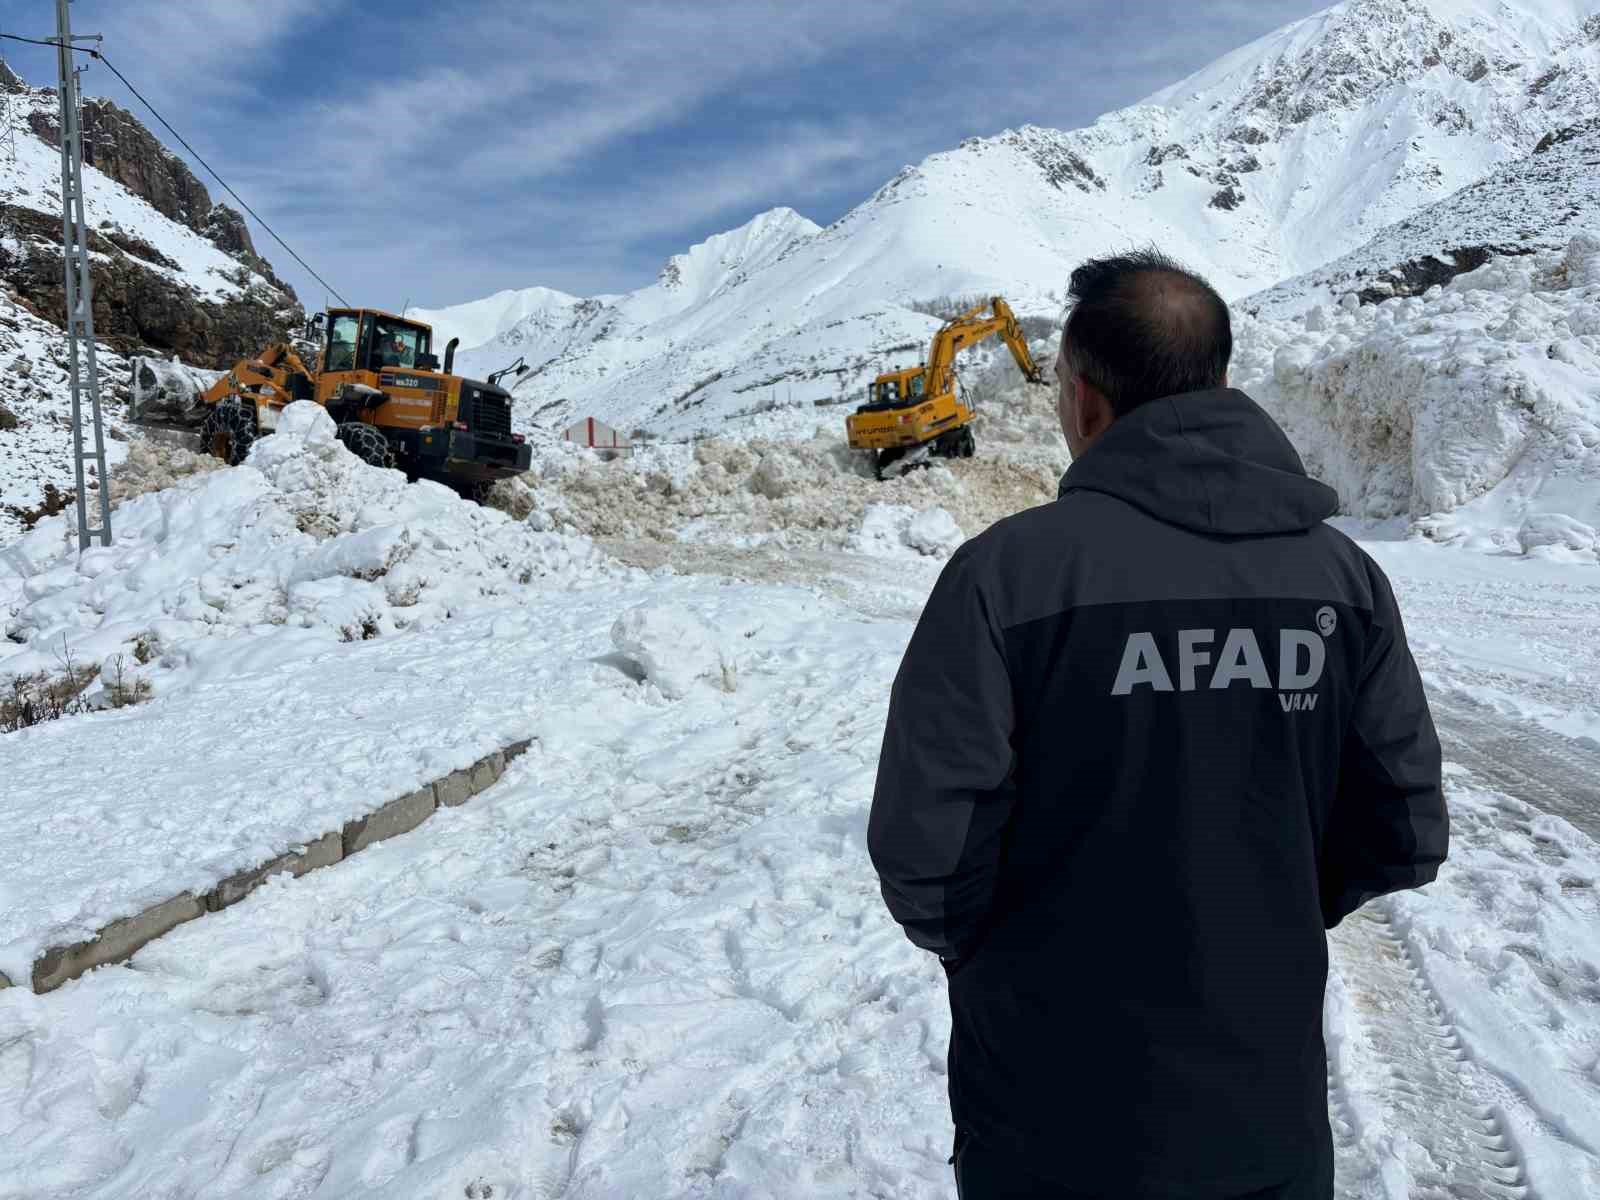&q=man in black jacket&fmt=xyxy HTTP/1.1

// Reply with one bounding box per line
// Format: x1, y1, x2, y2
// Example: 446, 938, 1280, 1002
868, 250, 1447, 1199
